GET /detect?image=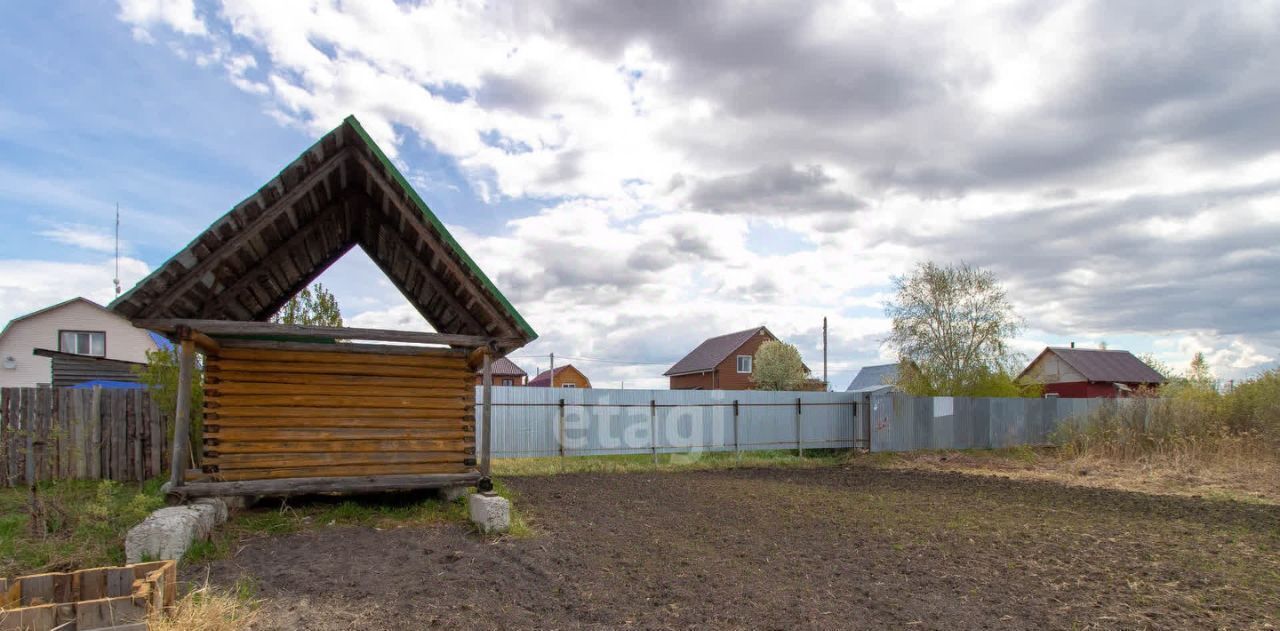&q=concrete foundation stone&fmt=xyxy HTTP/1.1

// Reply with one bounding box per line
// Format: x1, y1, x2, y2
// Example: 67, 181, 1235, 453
468, 492, 511, 534
125, 499, 228, 563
